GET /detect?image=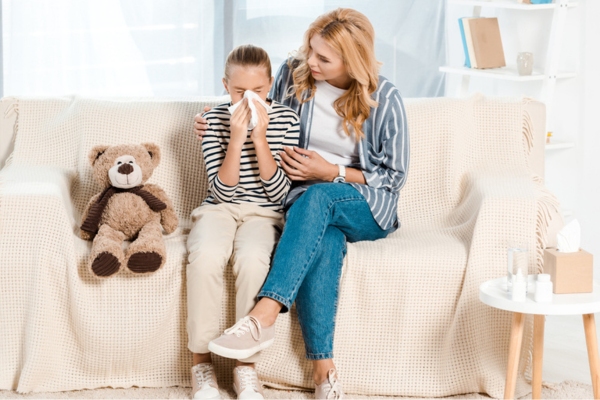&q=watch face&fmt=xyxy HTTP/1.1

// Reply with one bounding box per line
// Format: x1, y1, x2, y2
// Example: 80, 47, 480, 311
333, 177, 345, 183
